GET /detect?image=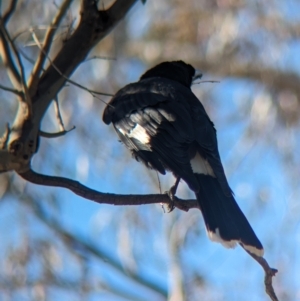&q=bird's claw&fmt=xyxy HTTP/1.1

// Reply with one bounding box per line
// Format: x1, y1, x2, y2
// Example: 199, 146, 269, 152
165, 187, 176, 212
